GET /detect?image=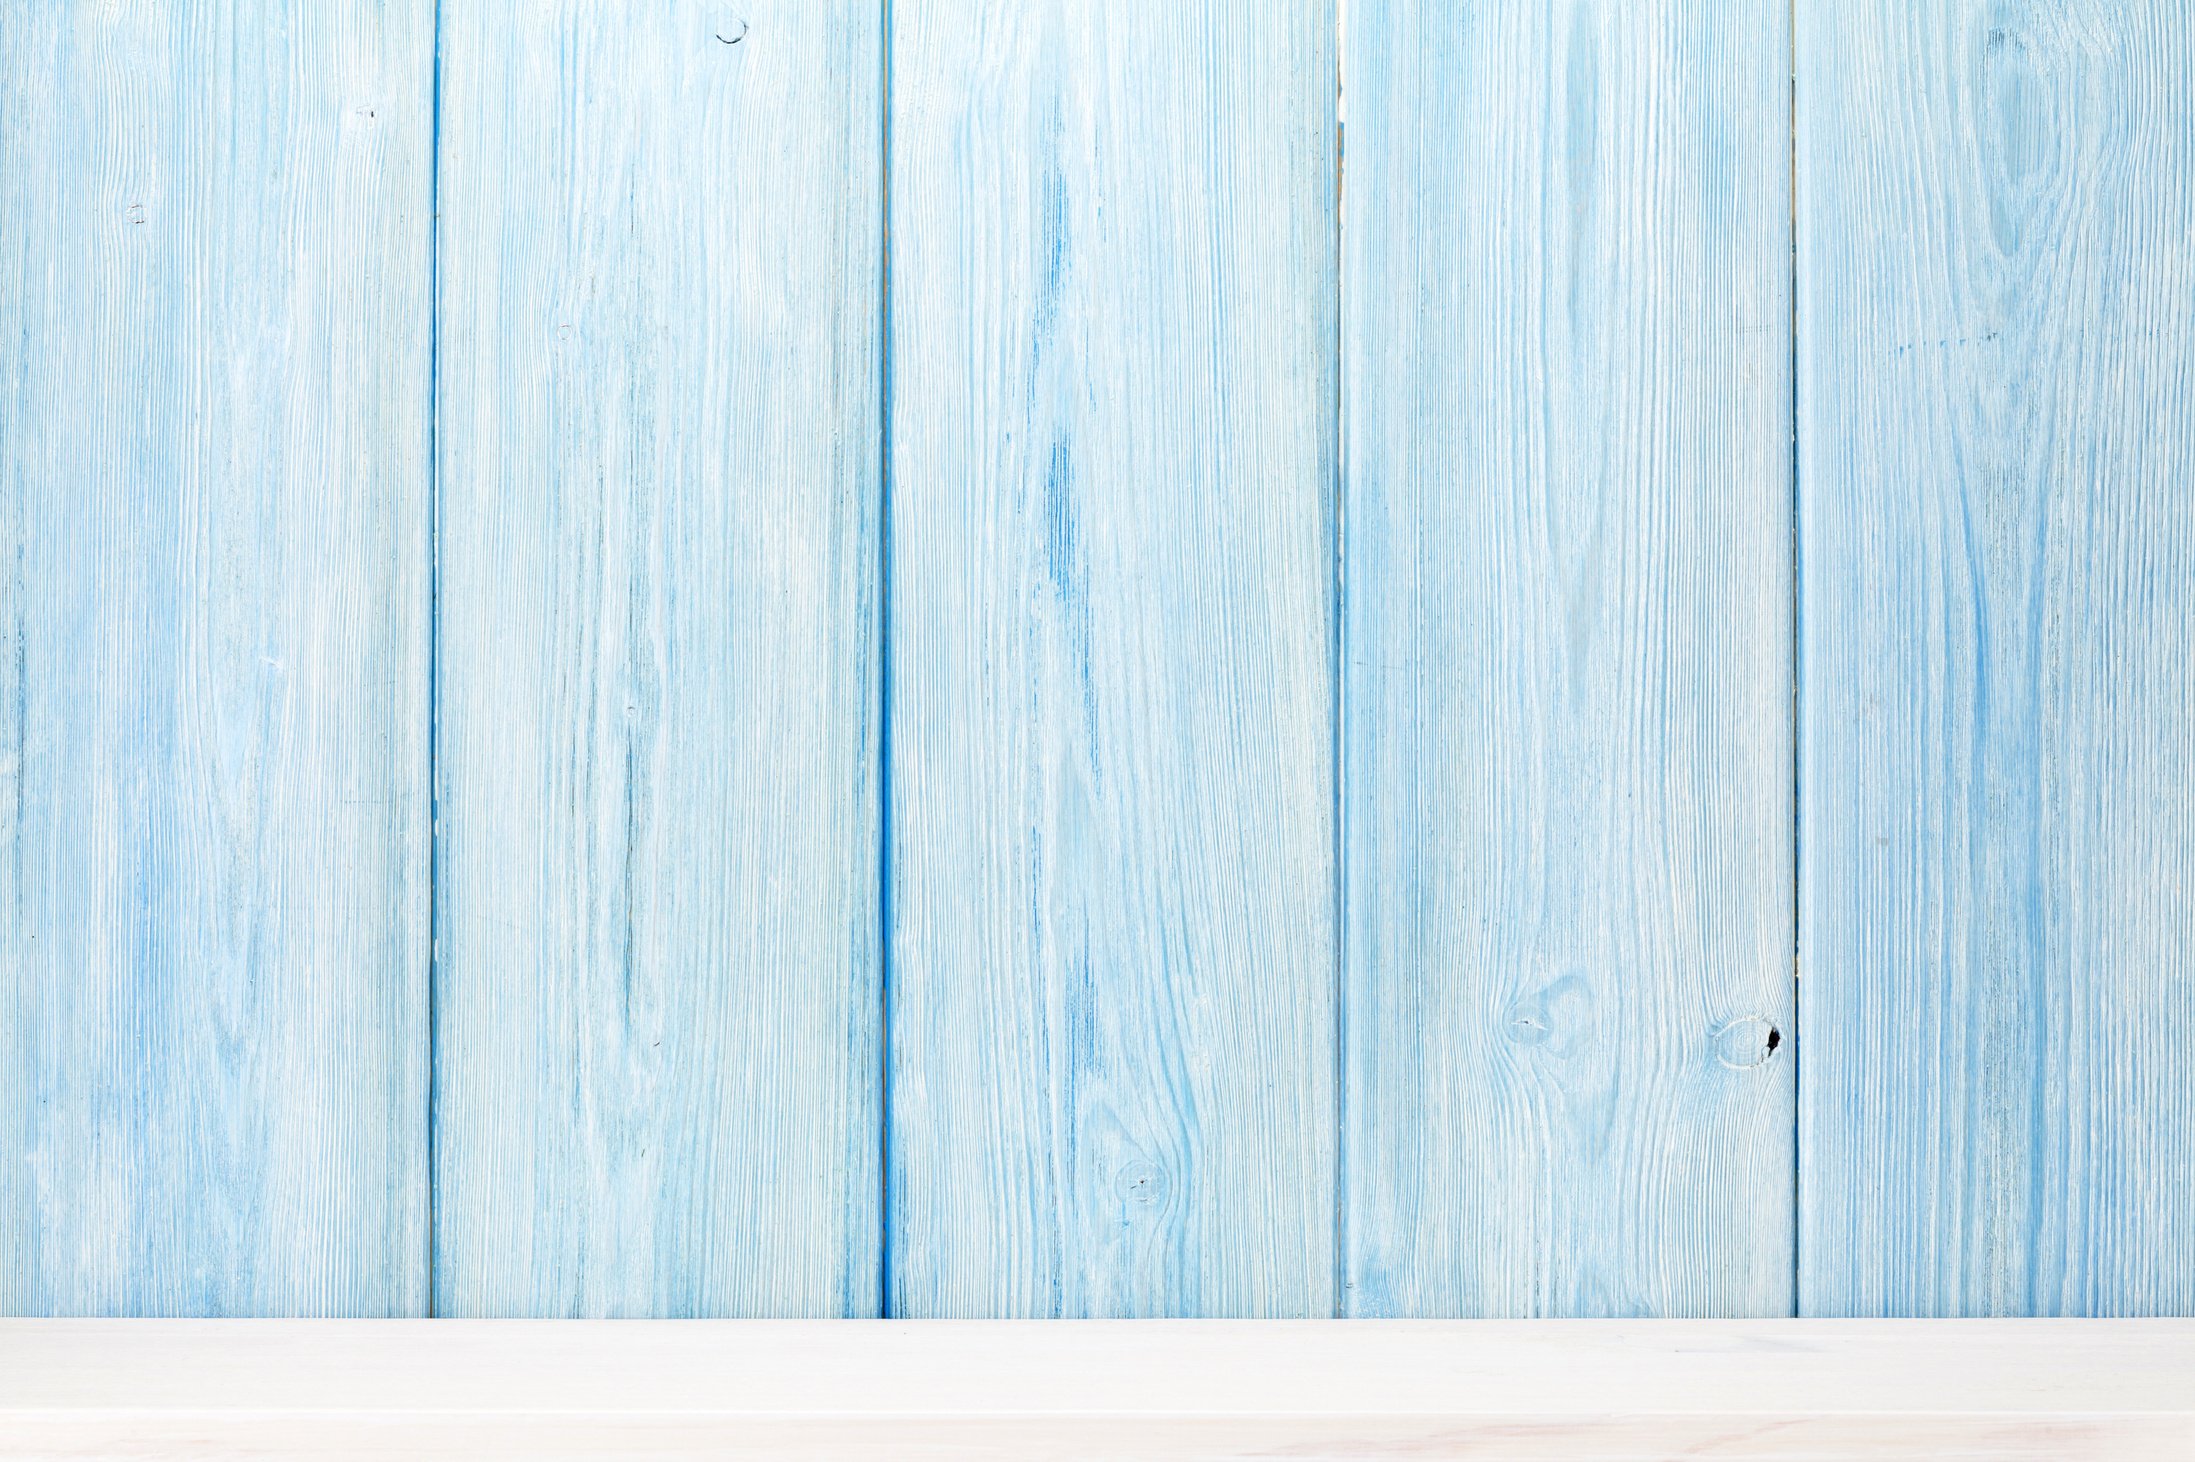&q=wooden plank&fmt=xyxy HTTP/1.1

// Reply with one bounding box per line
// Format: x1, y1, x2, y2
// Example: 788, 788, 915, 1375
1796, 1, 2195, 1314
0, 2, 433, 1313
1342, 1, 1796, 1315
3, 1320, 2192, 1459
432, 1, 883, 1315
886, 0, 1338, 1316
